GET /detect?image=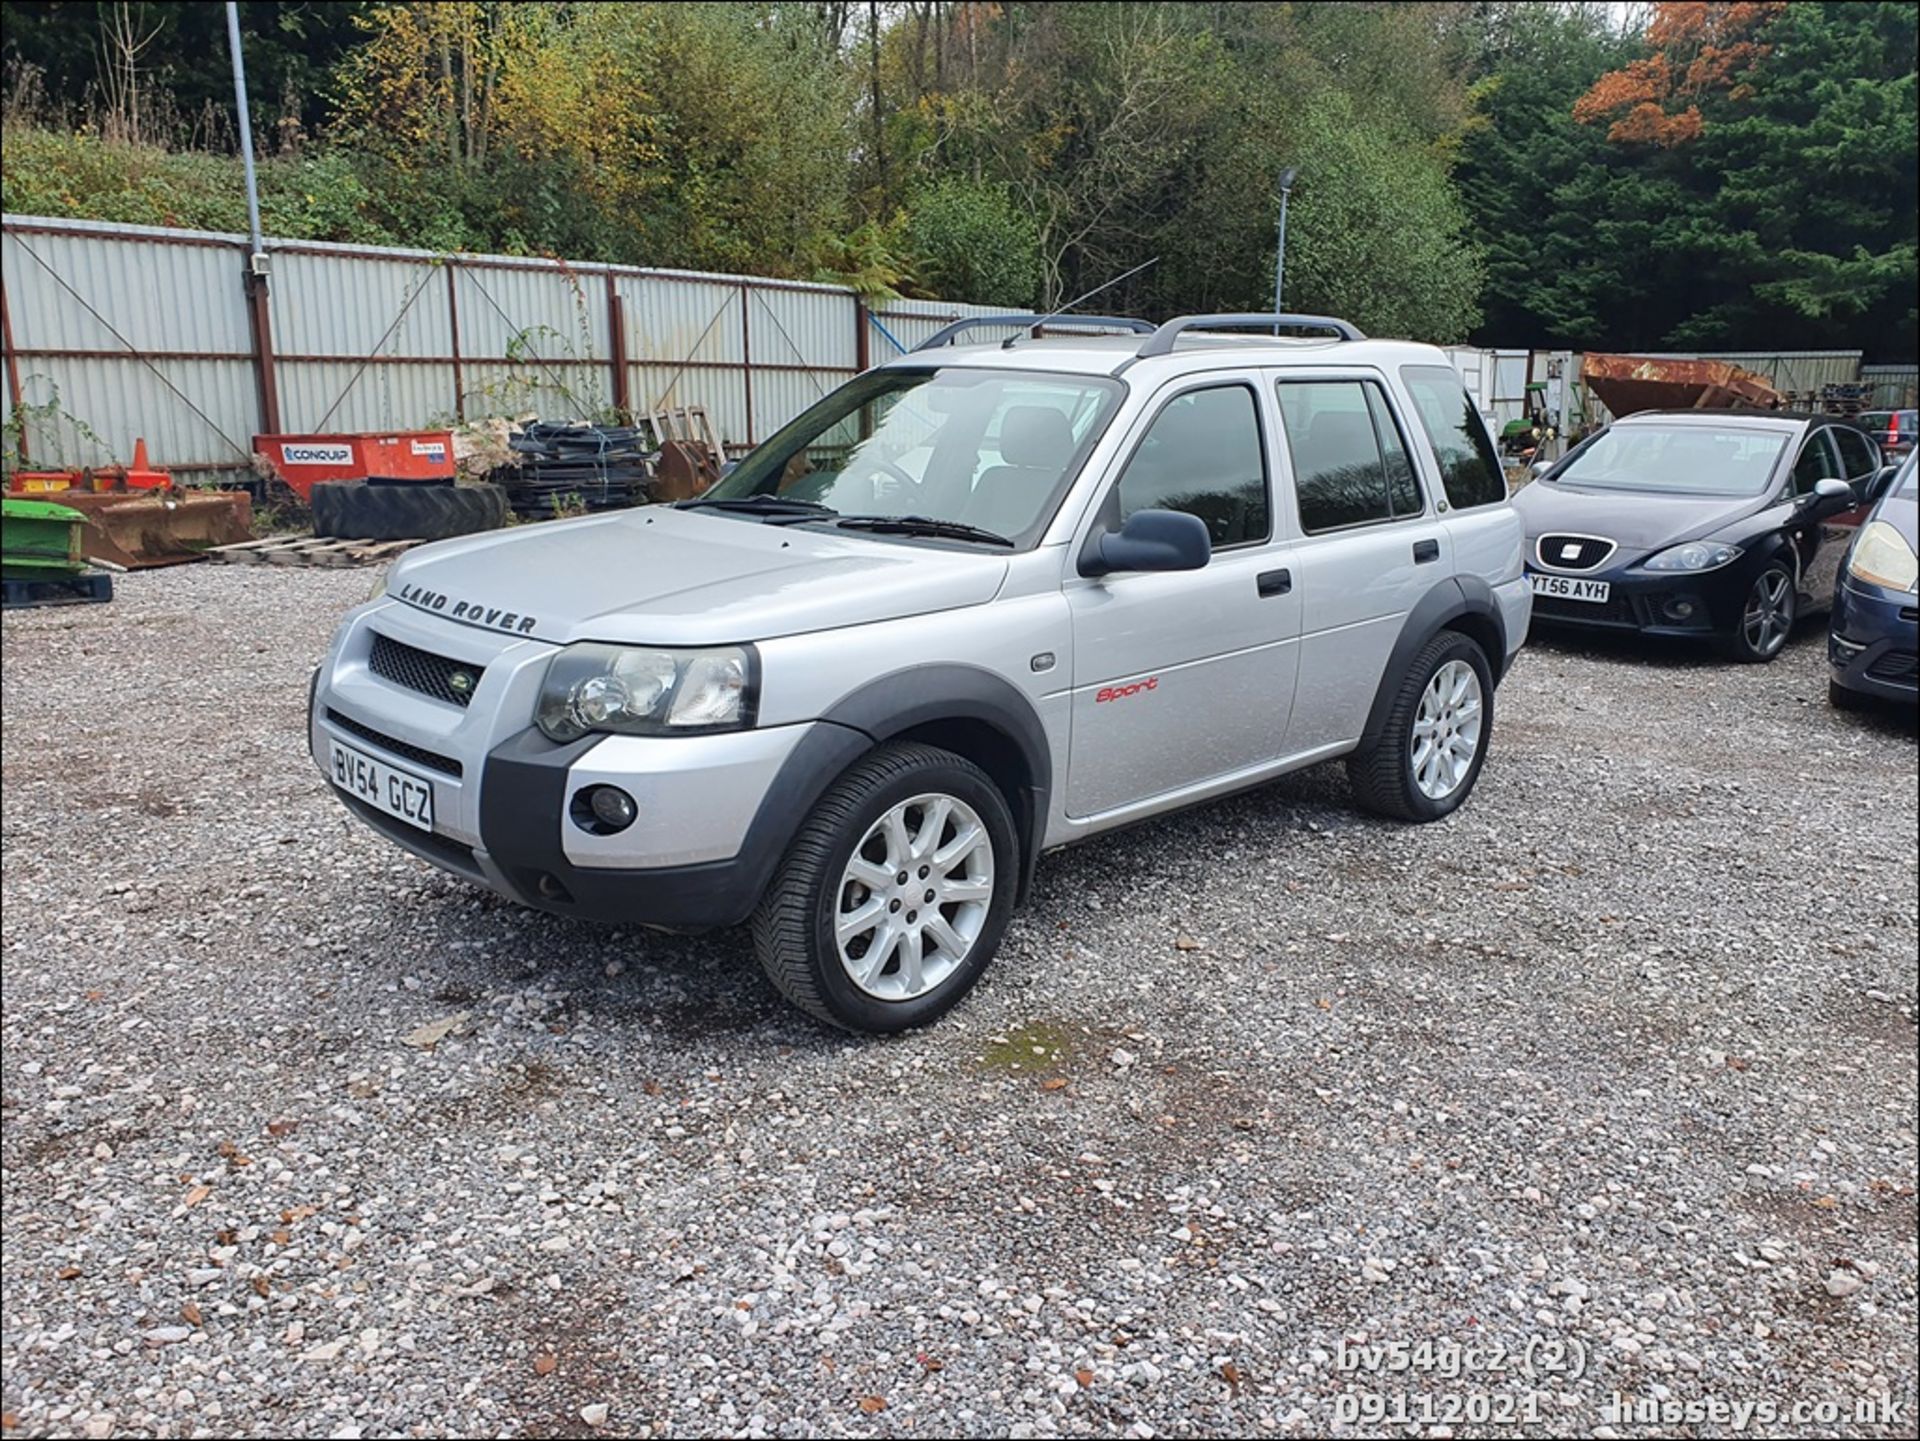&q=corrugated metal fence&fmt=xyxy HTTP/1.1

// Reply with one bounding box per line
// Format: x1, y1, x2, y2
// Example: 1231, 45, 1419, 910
8, 212, 1911, 483
1, 214, 1004, 482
